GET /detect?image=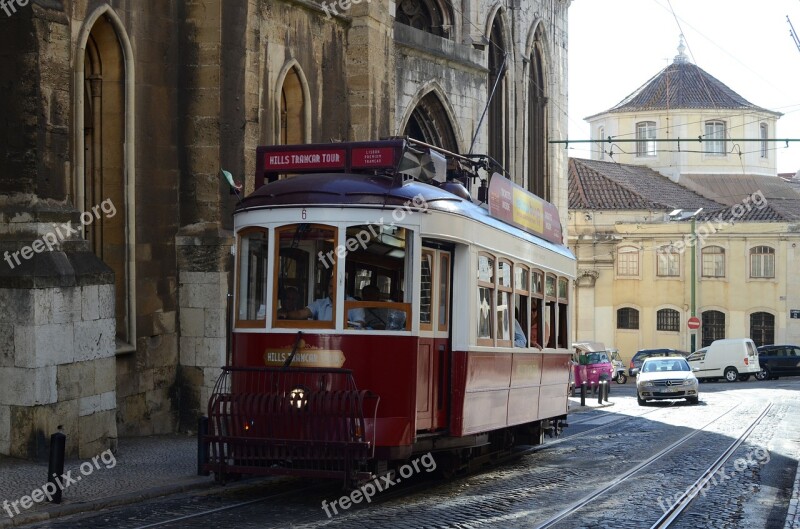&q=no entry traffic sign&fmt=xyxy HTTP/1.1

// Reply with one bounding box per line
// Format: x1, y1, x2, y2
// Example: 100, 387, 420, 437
687, 316, 701, 330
